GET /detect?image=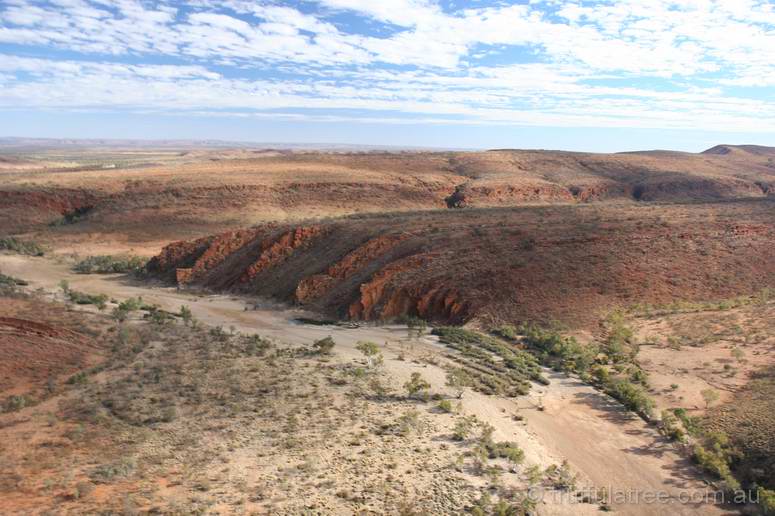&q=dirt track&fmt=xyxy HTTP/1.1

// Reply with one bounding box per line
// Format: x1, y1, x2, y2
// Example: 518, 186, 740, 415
0, 253, 734, 514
